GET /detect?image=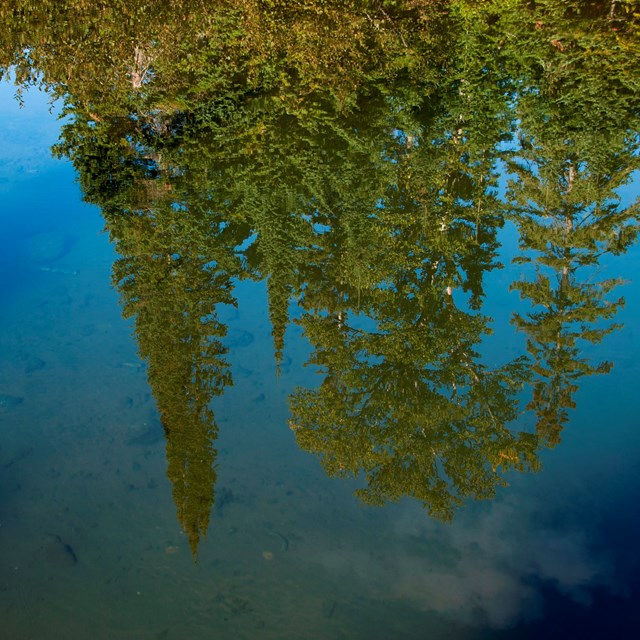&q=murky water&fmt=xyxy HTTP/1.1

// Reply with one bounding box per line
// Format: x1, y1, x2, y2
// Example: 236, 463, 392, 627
1, 79, 639, 640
